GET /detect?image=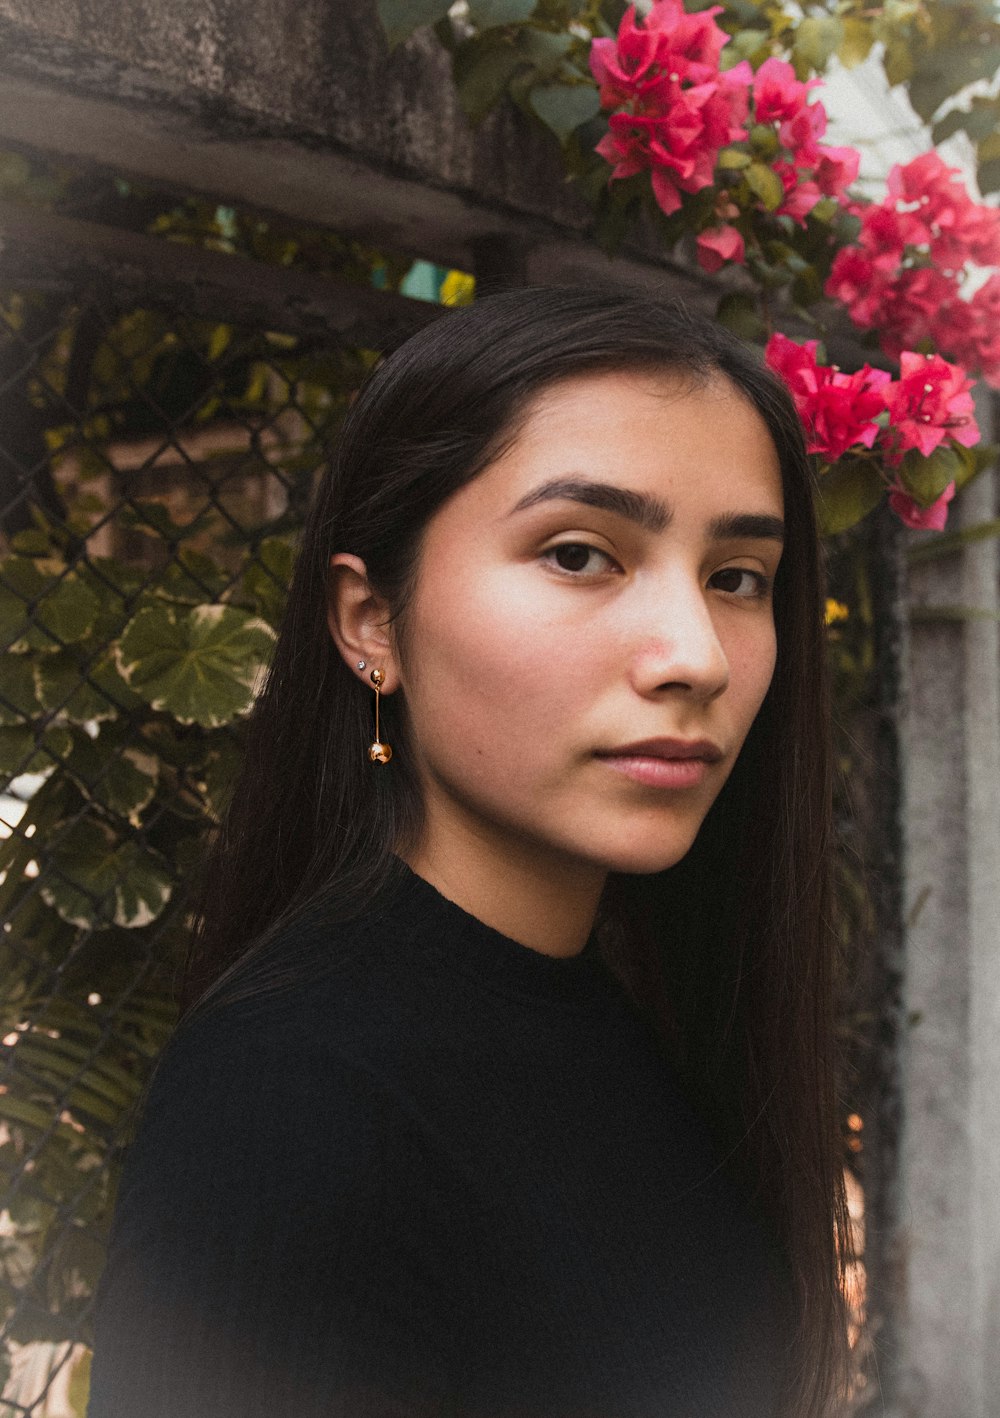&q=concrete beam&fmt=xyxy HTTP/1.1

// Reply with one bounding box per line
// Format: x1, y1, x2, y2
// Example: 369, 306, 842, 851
0, 199, 442, 345
0, 2, 711, 303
